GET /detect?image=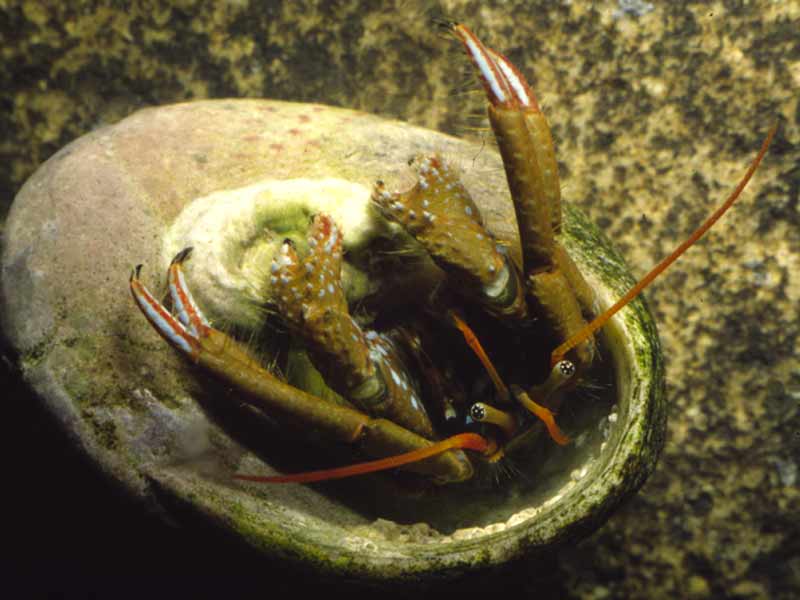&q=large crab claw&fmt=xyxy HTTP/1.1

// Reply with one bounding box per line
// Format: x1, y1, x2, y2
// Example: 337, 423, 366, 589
129, 245, 475, 483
